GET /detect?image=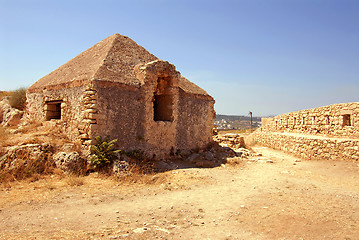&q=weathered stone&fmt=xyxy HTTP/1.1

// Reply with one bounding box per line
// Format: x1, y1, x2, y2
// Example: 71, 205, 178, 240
113, 159, 130, 175
53, 151, 86, 173
0, 98, 23, 127
26, 34, 215, 159
61, 143, 75, 152
195, 160, 216, 168
247, 102, 359, 161
153, 160, 177, 170
187, 153, 201, 163
0, 144, 52, 170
